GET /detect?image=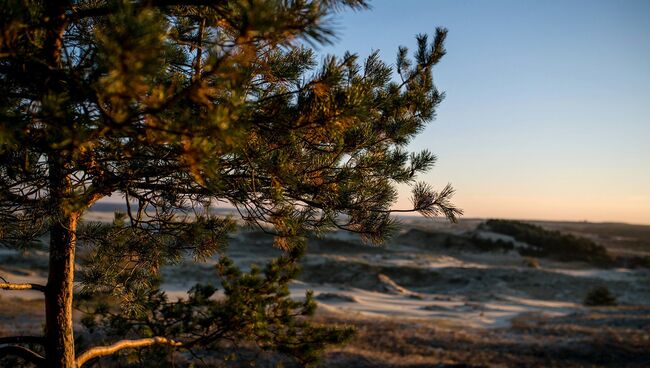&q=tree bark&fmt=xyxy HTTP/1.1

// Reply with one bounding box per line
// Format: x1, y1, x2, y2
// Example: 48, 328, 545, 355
42, 2, 76, 366
45, 157, 78, 368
